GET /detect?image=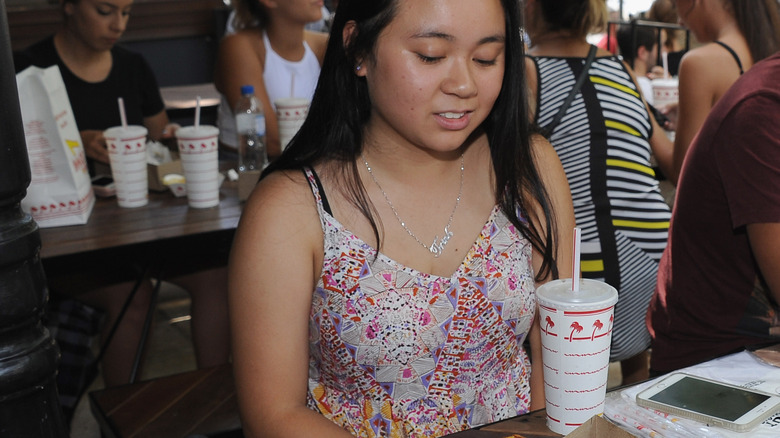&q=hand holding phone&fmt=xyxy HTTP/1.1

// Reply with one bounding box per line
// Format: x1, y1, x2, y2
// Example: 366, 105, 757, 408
636, 373, 780, 432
